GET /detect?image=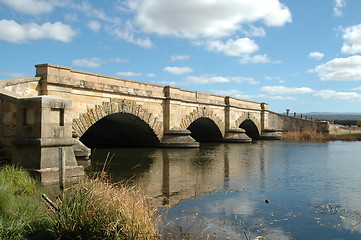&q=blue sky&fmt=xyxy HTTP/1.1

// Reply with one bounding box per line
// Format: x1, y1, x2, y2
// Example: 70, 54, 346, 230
1, 0, 361, 113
